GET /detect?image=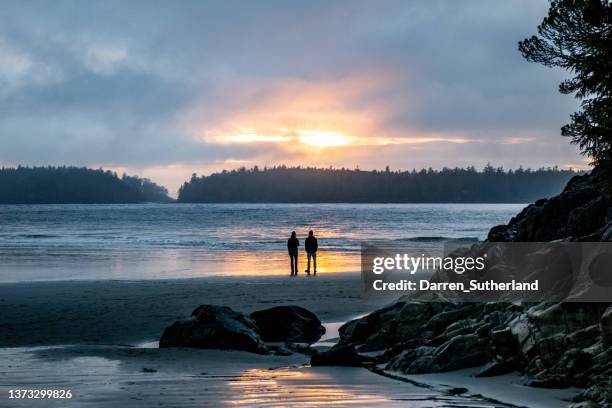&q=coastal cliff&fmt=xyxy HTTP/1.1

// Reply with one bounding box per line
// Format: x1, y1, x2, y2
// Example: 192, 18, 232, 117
313, 169, 612, 407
